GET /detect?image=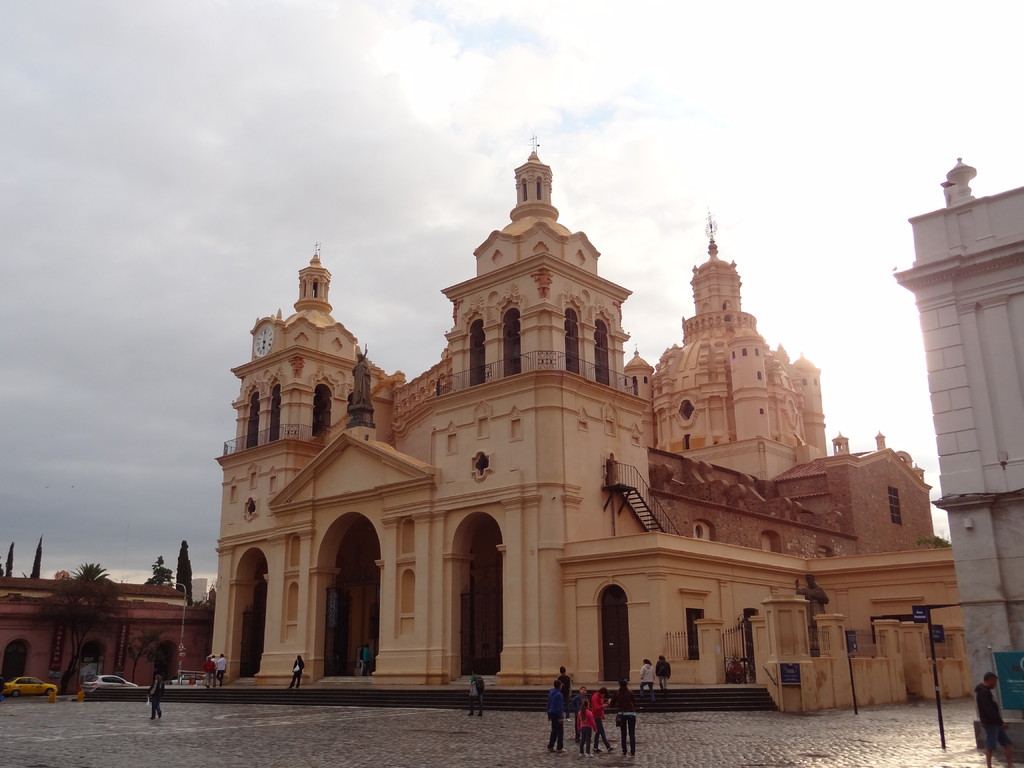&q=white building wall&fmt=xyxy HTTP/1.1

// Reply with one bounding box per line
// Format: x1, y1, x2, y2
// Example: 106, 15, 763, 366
897, 161, 1024, 692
